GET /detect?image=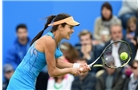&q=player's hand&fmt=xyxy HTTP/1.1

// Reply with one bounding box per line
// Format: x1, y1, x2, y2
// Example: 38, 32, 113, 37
70, 68, 80, 76
79, 63, 91, 73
